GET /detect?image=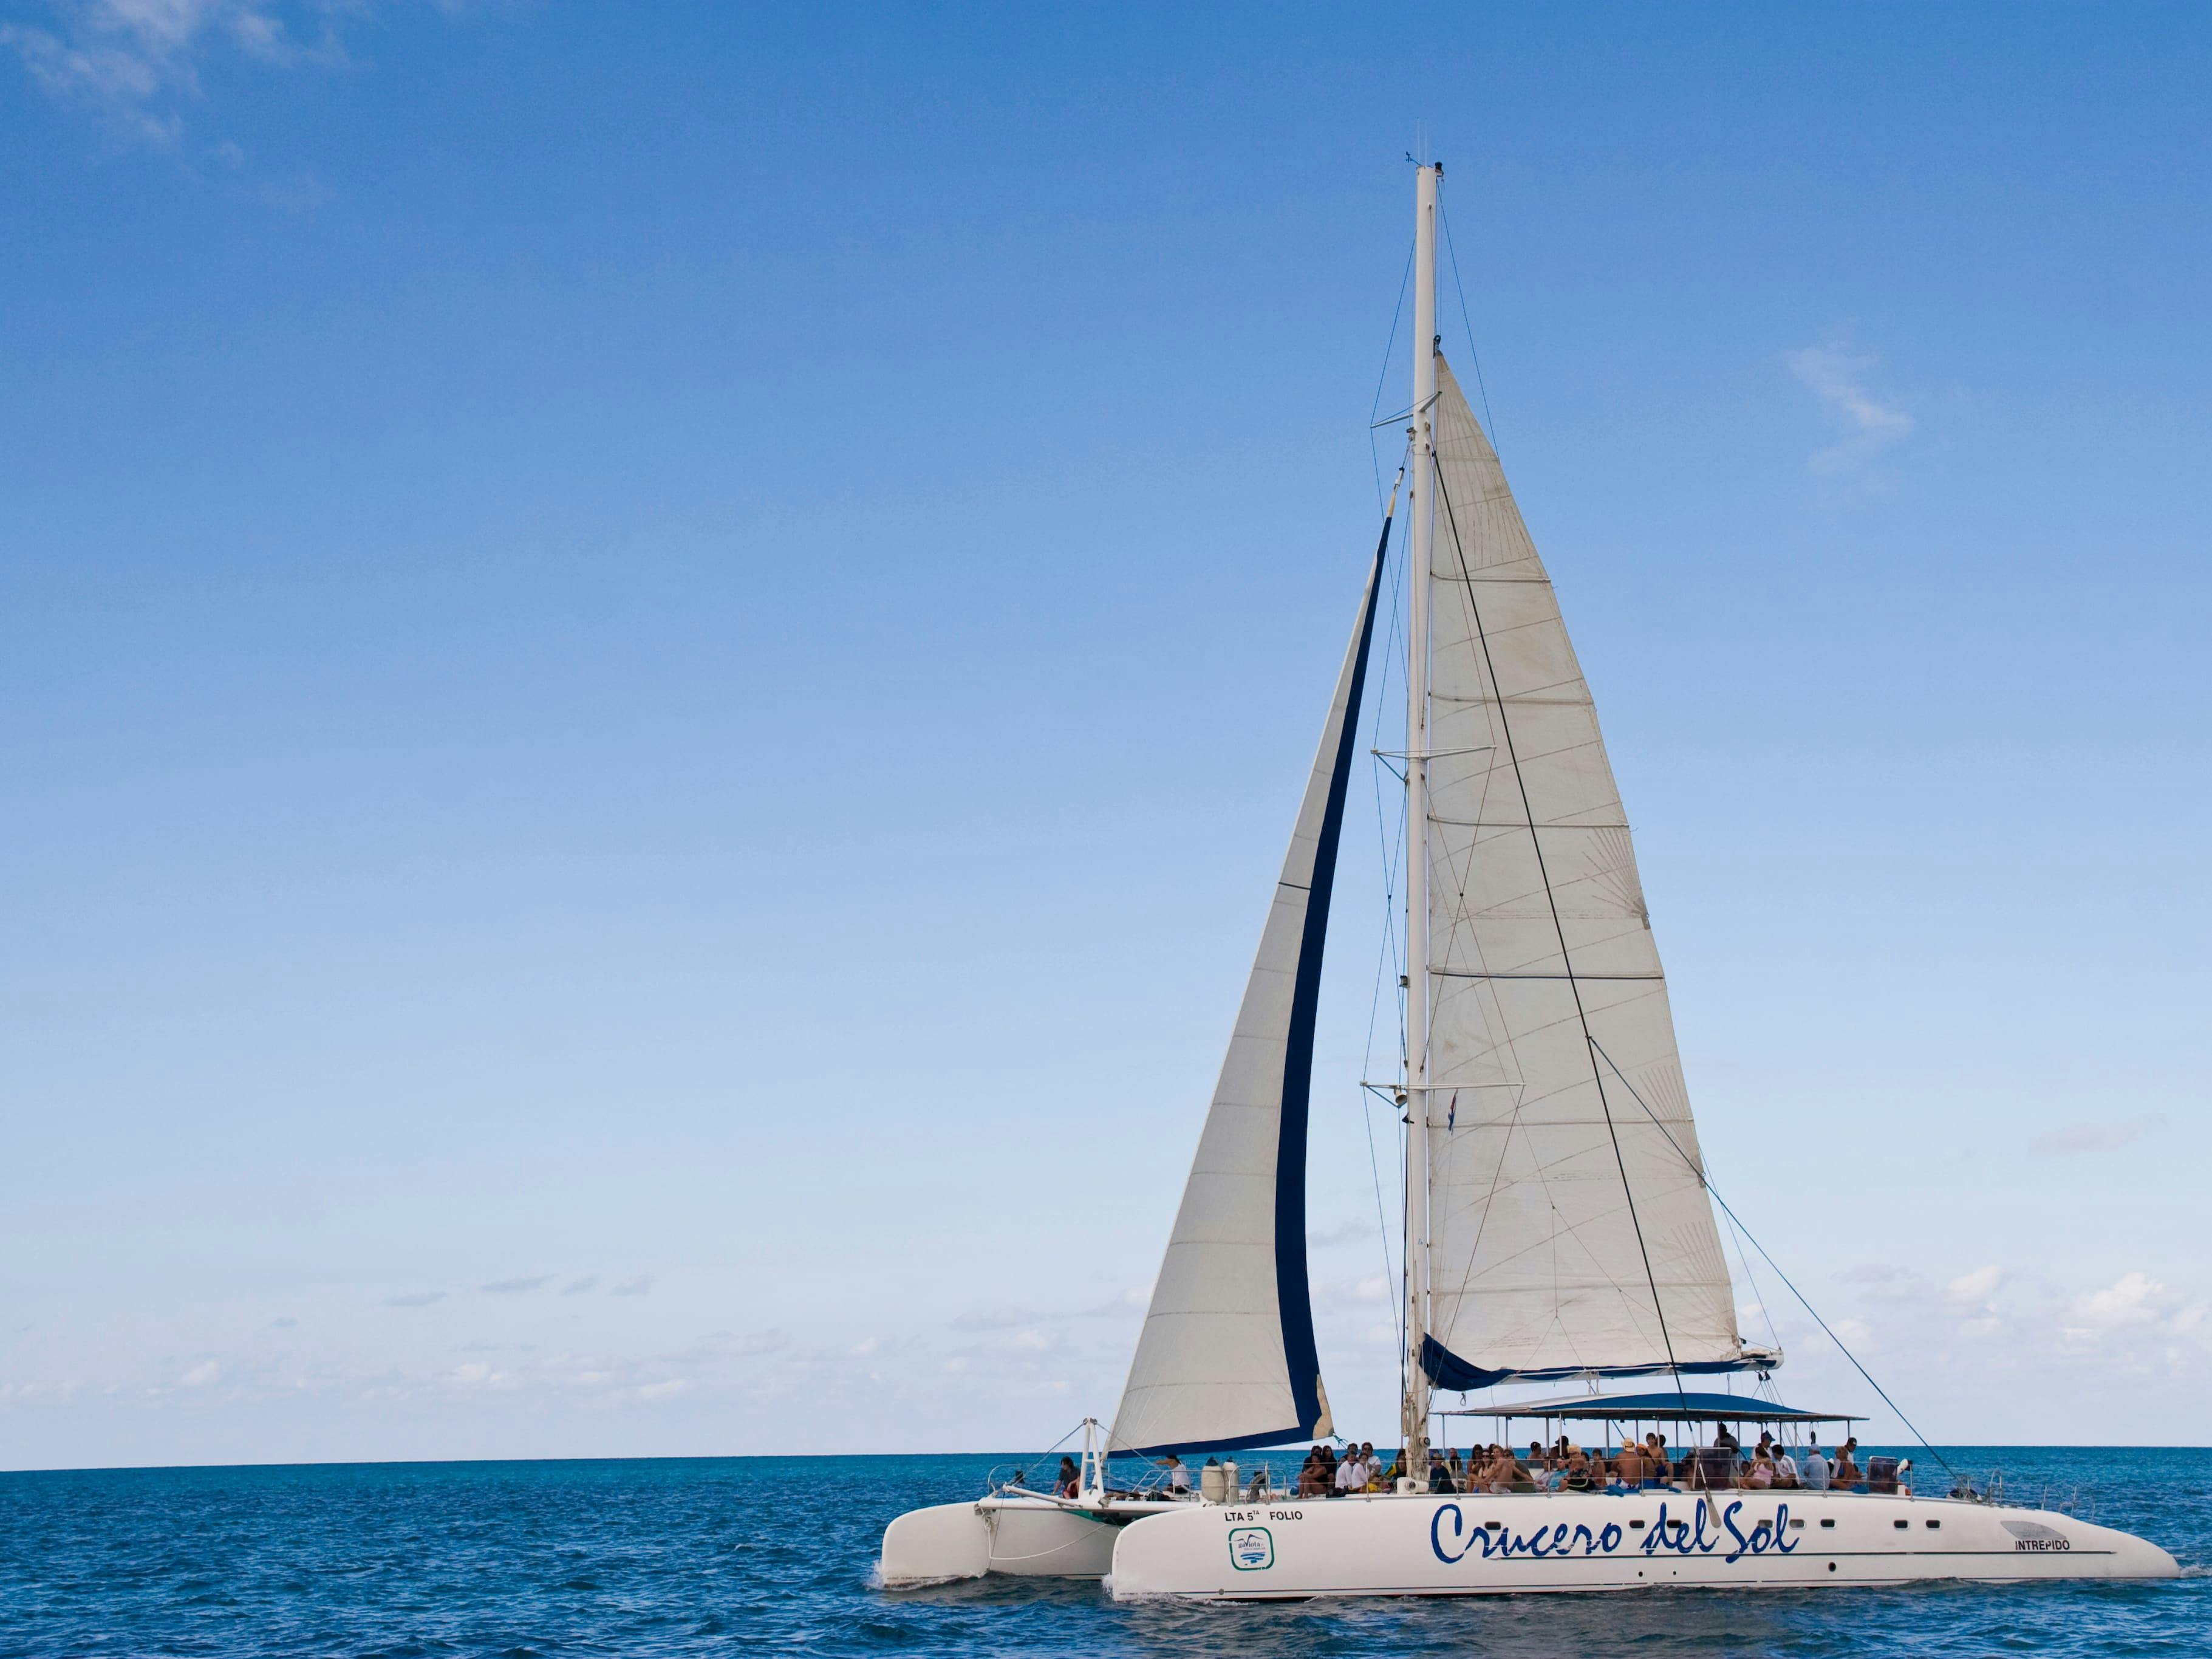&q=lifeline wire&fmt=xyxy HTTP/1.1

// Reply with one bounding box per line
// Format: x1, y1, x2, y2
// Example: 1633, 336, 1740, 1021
1586, 1038, 1962, 1483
